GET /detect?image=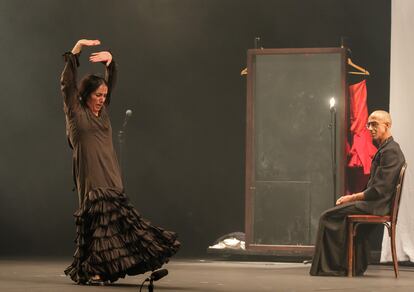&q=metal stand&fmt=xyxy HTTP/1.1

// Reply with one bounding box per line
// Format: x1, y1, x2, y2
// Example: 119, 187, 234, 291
118, 109, 132, 182
139, 278, 156, 292
118, 128, 125, 169
148, 279, 154, 292
254, 36, 261, 49
329, 107, 337, 206
118, 128, 126, 188
118, 130, 125, 168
